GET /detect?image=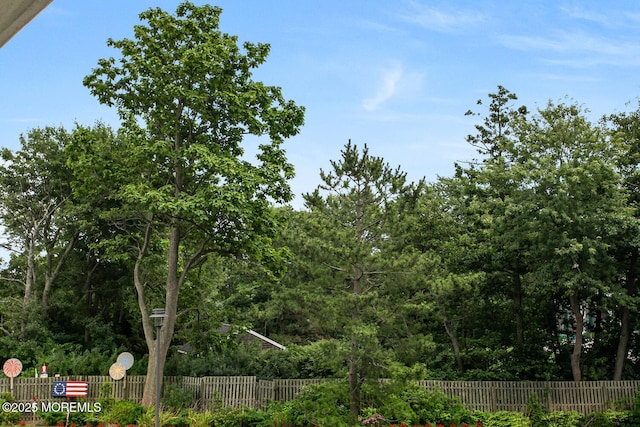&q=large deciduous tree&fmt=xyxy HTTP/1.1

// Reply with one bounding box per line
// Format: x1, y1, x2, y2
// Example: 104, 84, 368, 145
453, 88, 634, 380
0, 127, 78, 333
514, 101, 629, 381
600, 108, 640, 380
81, 2, 304, 405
